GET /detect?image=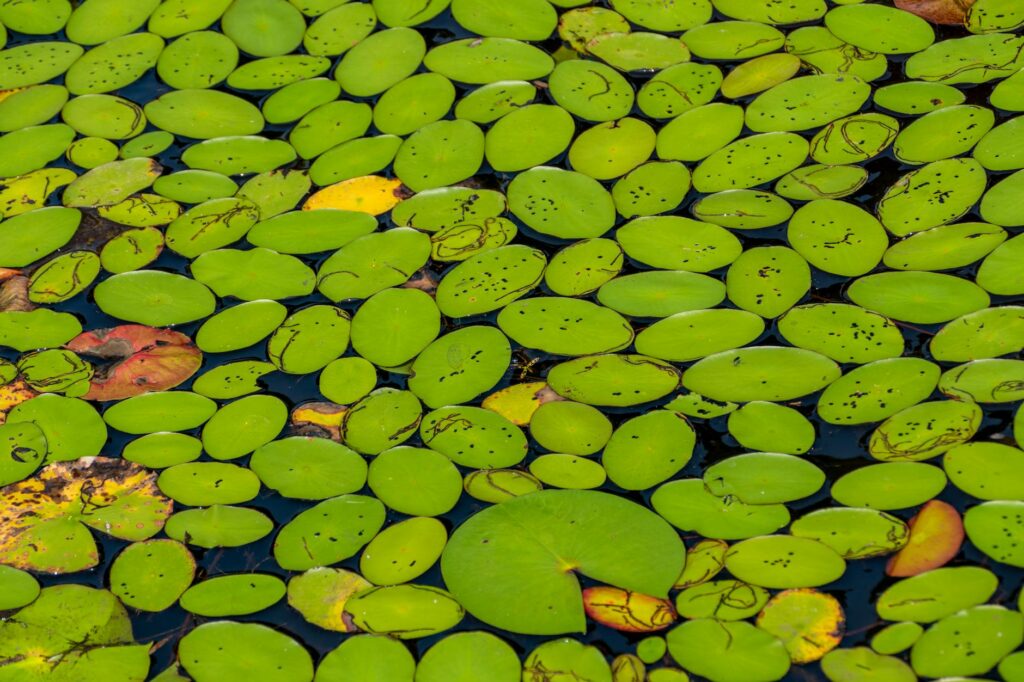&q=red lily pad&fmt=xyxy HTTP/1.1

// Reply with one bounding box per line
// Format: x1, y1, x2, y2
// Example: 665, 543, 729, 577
886, 500, 964, 577
66, 325, 202, 401
583, 586, 677, 633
